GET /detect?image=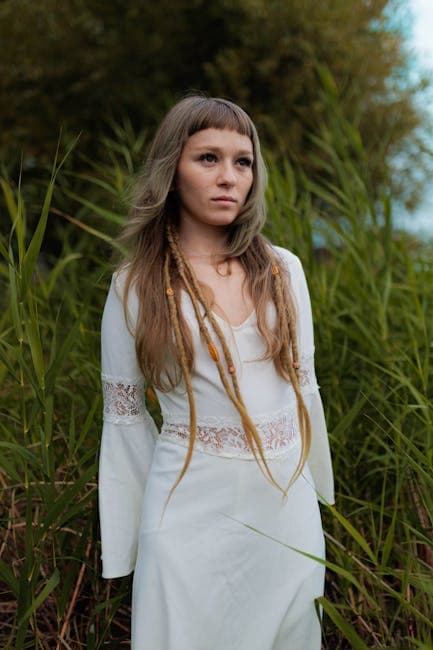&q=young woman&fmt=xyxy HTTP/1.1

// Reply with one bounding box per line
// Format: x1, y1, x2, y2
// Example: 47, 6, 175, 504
99, 95, 334, 649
